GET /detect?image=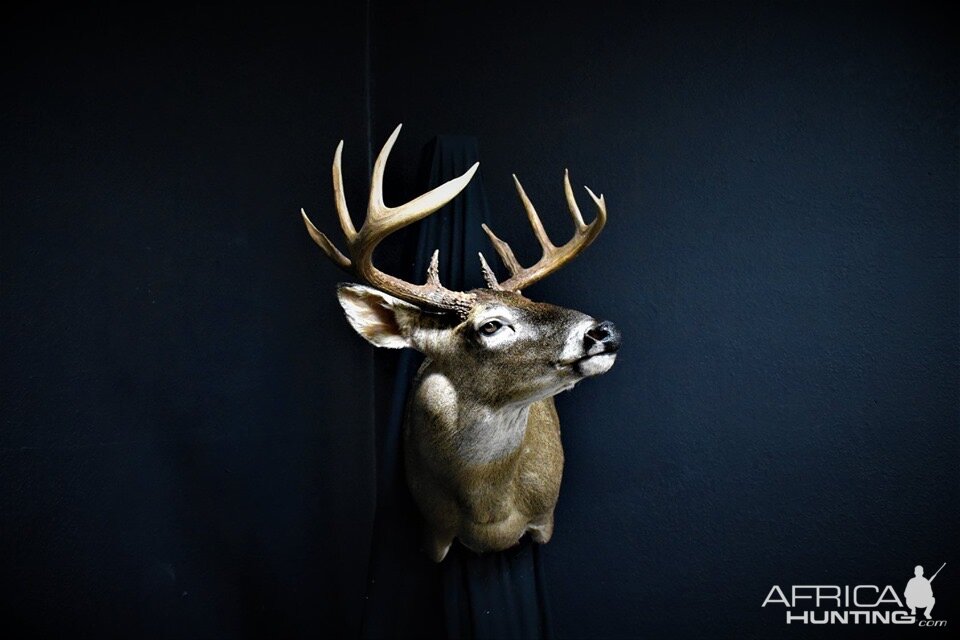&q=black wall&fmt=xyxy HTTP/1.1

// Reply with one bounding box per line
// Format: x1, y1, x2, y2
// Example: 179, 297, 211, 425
2, 5, 375, 637
370, 2, 957, 638
3, 2, 957, 639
